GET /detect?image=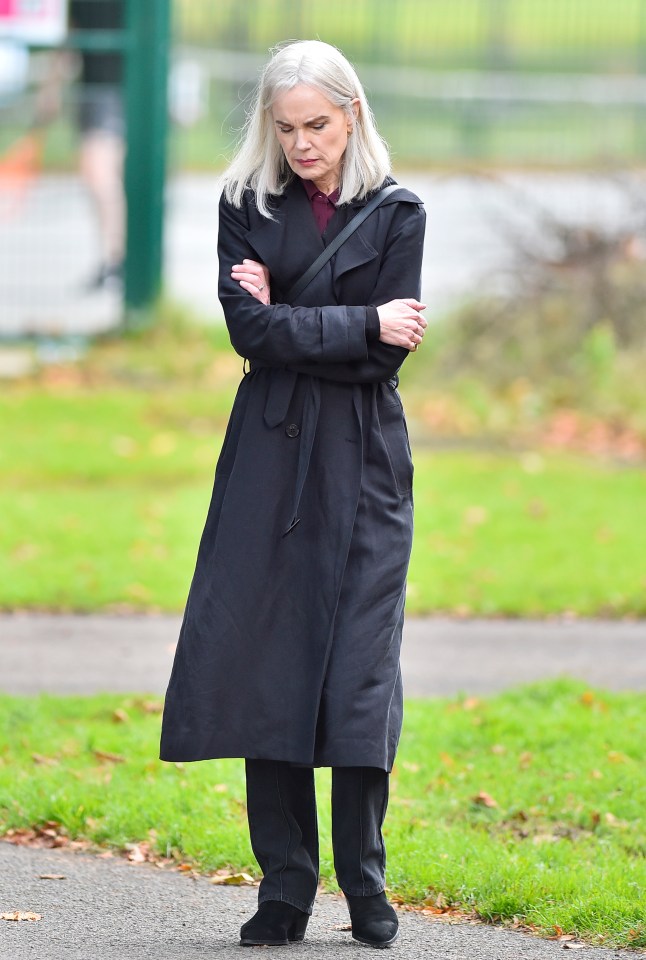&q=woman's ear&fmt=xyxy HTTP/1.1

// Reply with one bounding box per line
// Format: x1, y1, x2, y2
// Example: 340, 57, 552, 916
348, 98, 360, 133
